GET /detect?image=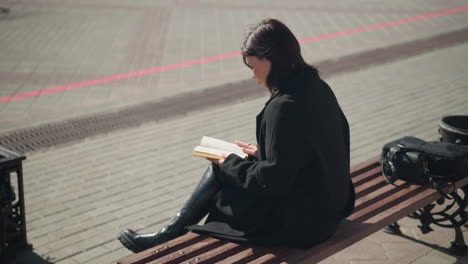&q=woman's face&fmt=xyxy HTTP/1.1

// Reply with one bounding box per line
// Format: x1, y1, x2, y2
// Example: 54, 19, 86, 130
245, 56, 271, 88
